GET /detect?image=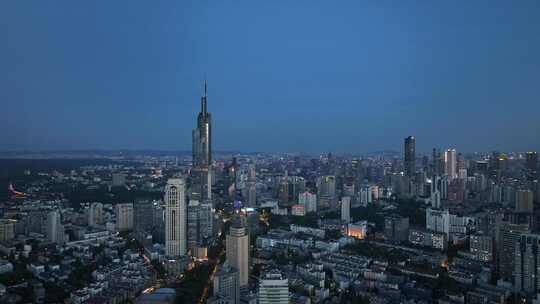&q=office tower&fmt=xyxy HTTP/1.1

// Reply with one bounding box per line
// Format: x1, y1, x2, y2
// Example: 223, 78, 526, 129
112, 173, 126, 187
115, 203, 134, 232
0, 219, 15, 241
470, 234, 493, 262
432, 148, 442, 177
298, 191, 317, 213
341, 196, 351, 223
527, 151, 538, 181
258, 270, 289, 304
213, 265, 240, 304
384, 216, 410, 242
201, 202, 213, 238
515, 189, 534, 213
246, 182, 257, 207
187, 200, 200, 251
191, 81, 213, 201
498, 223, 529, 281
187, 200, 213, 251
134, 200, 154, 233
46, 211, 64, 244
88, 202, 103, 227
404, 136, 416, 177
317, 175, 336, 198
457, 153, 465, 170
152, 204, 166, 244
445, 149, 457, 180
288, 176, 306, 203
226, 215, 249, 287
490, 151, 507, 181
165, 178, 187, 257
514, 234, 540, 294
